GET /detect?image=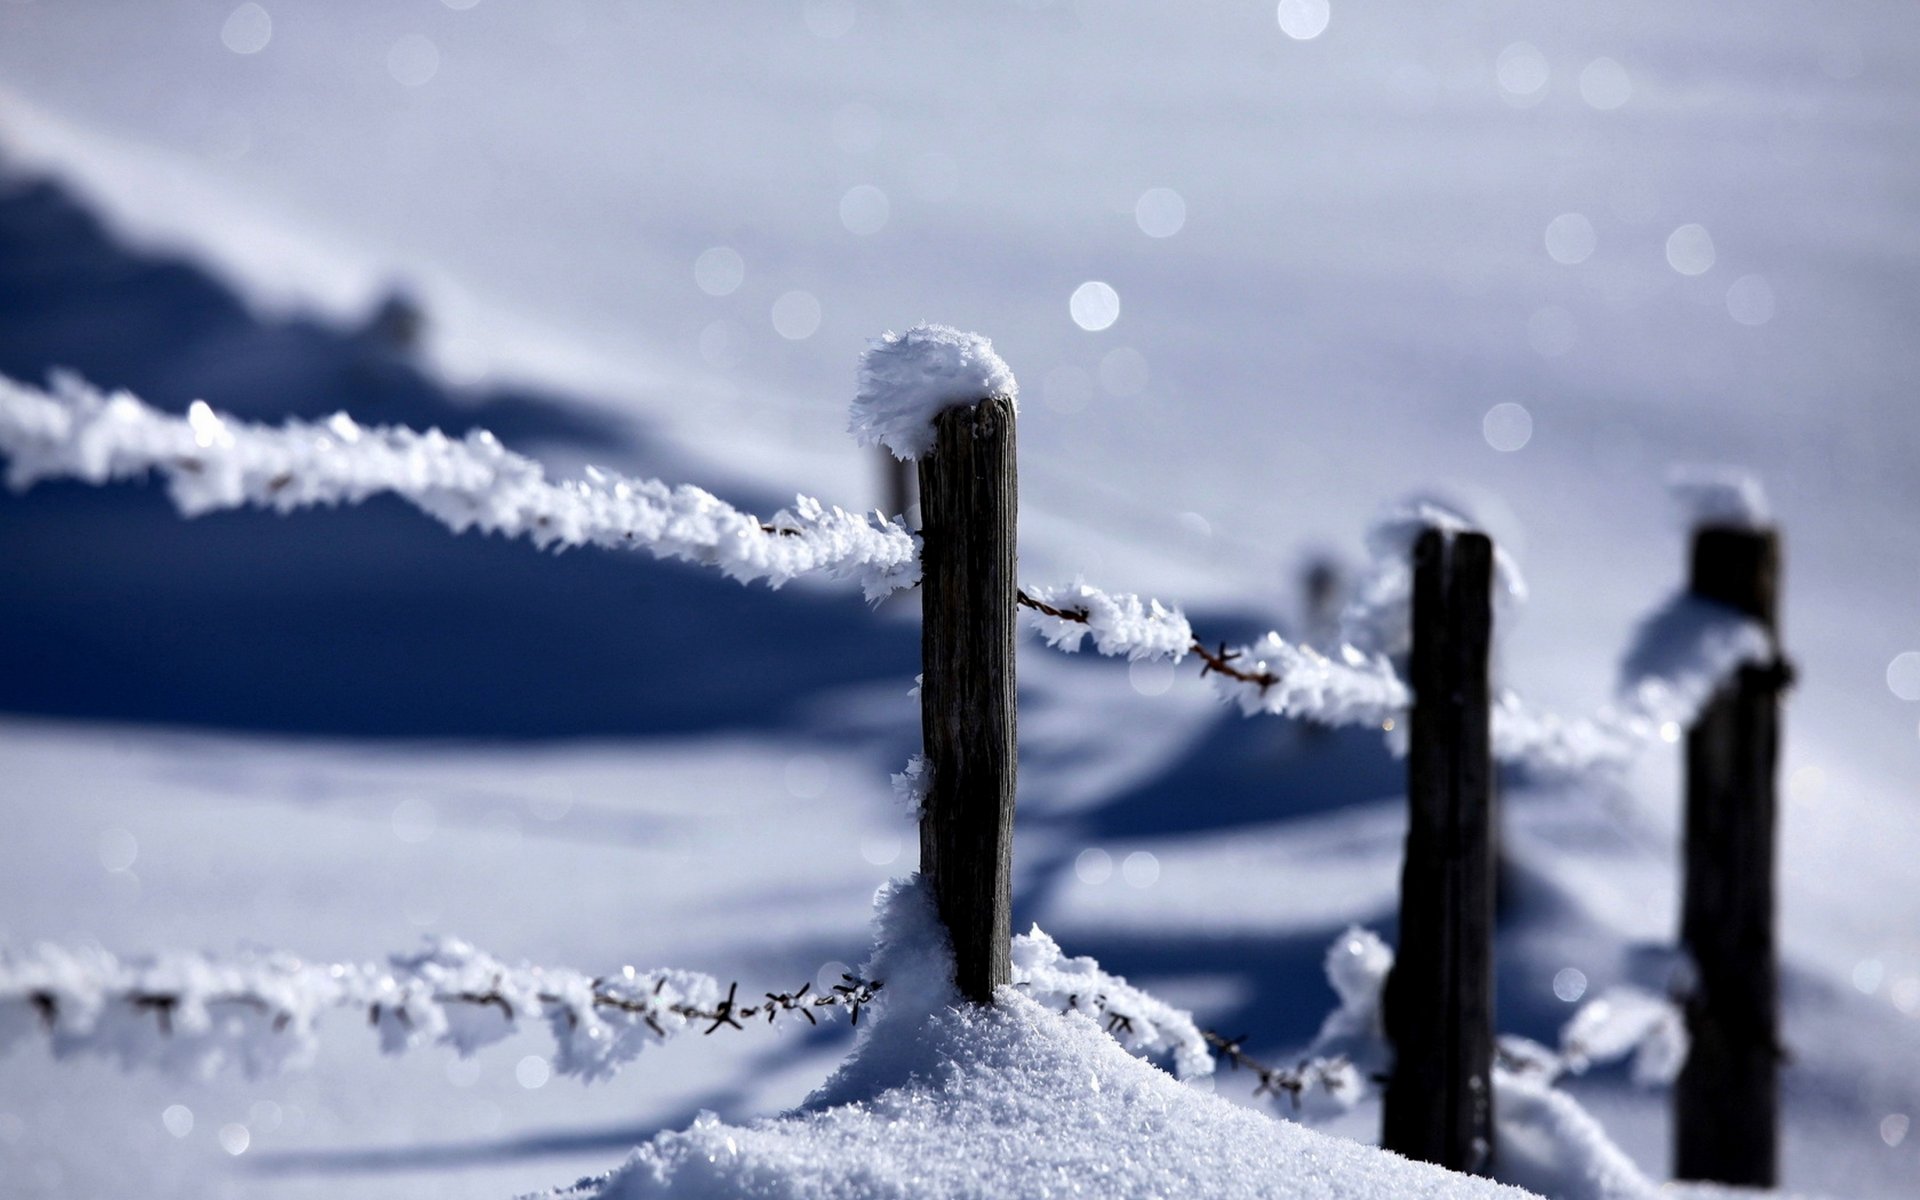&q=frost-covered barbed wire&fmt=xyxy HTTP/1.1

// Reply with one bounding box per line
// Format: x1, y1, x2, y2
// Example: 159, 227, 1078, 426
0, 371, 920, 600
1010, 924, 1214, 1081
1490, 591, 1780, 773
1496, 985, 1689, 1088
0, 937, 879, 1082
1017, 585, 1409, 732
1020, 561, 1776, 773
